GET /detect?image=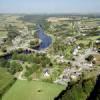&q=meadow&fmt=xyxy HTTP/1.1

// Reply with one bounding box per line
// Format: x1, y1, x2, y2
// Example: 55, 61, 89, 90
2, 80, 65, 100
0, 67, 14, 98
